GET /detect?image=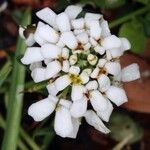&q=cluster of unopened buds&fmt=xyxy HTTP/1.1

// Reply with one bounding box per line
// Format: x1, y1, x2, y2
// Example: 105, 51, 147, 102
20, 5, 140, 138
